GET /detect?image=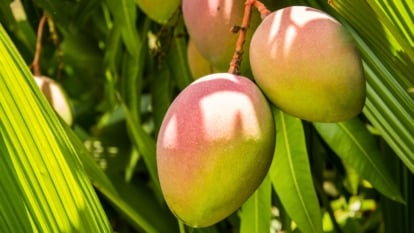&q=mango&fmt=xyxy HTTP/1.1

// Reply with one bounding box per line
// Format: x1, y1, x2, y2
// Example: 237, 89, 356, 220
157, 73, 275, 227
136, 0, 180, 24
182, 0, 265, 74
34, 75, 73, 125
249, 6, 365, 122
187, 39, 221, 79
